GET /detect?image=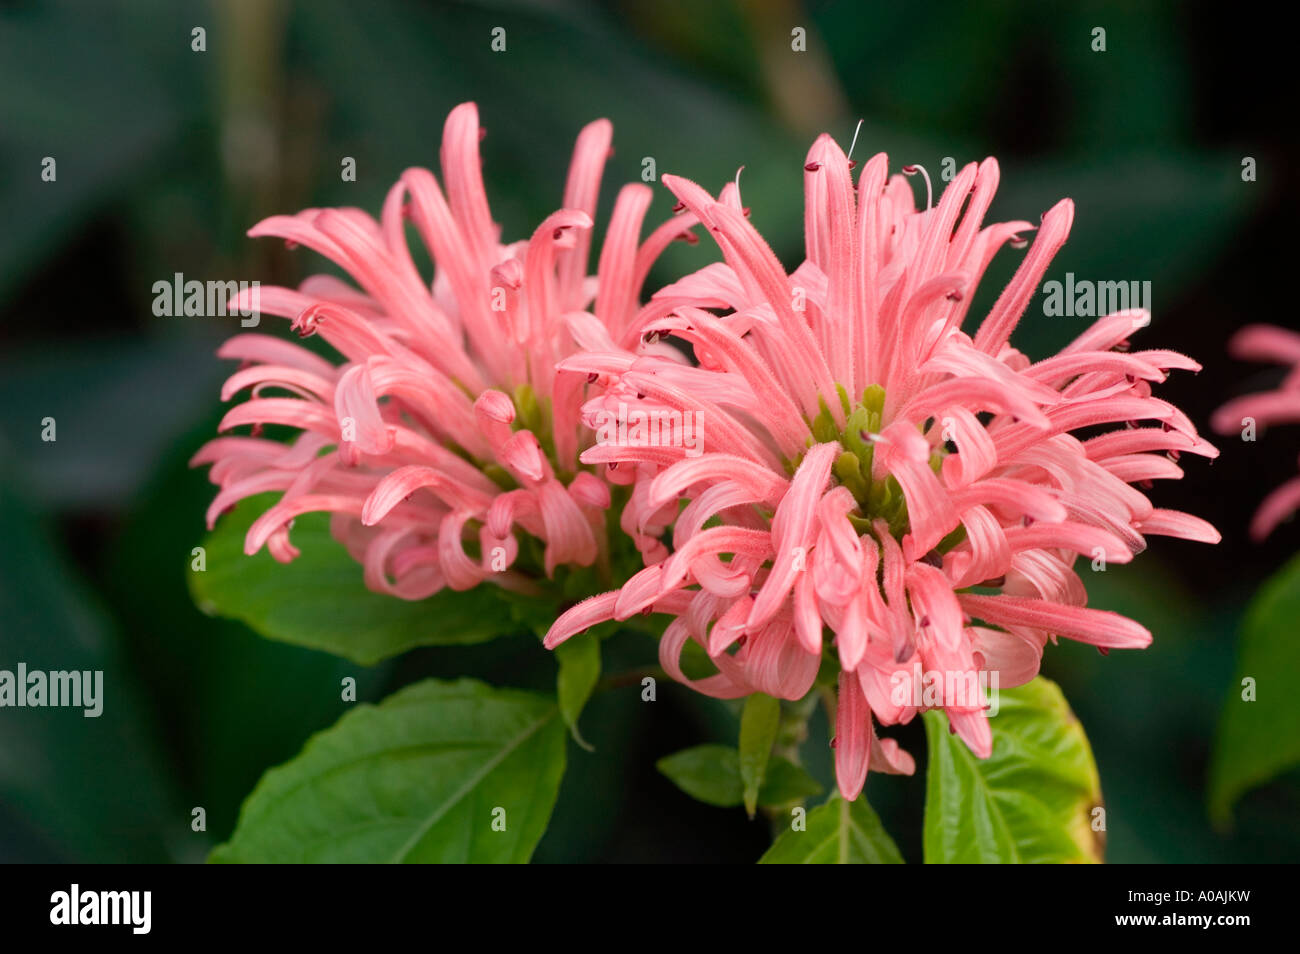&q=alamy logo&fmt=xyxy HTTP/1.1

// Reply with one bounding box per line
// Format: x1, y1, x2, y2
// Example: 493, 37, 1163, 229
0, 663, 103, 717
889, 665, 1001, 715
50, 885, 151, 934
592, 402, 704, 458
1041, 272, 1151, 317
151, 272, 261, 327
